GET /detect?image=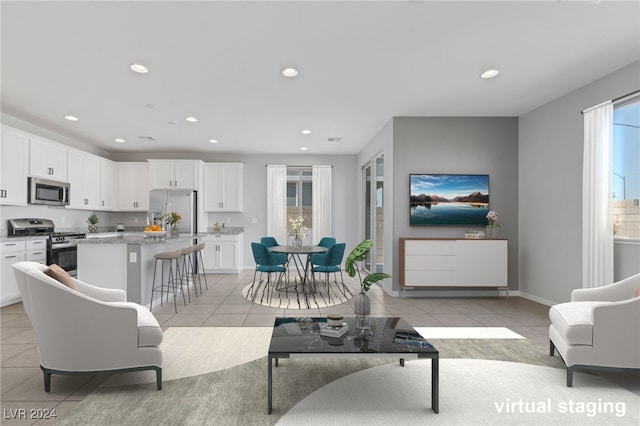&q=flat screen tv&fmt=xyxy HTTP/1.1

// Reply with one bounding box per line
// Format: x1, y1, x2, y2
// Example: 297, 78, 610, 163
410, 174, 489, 226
